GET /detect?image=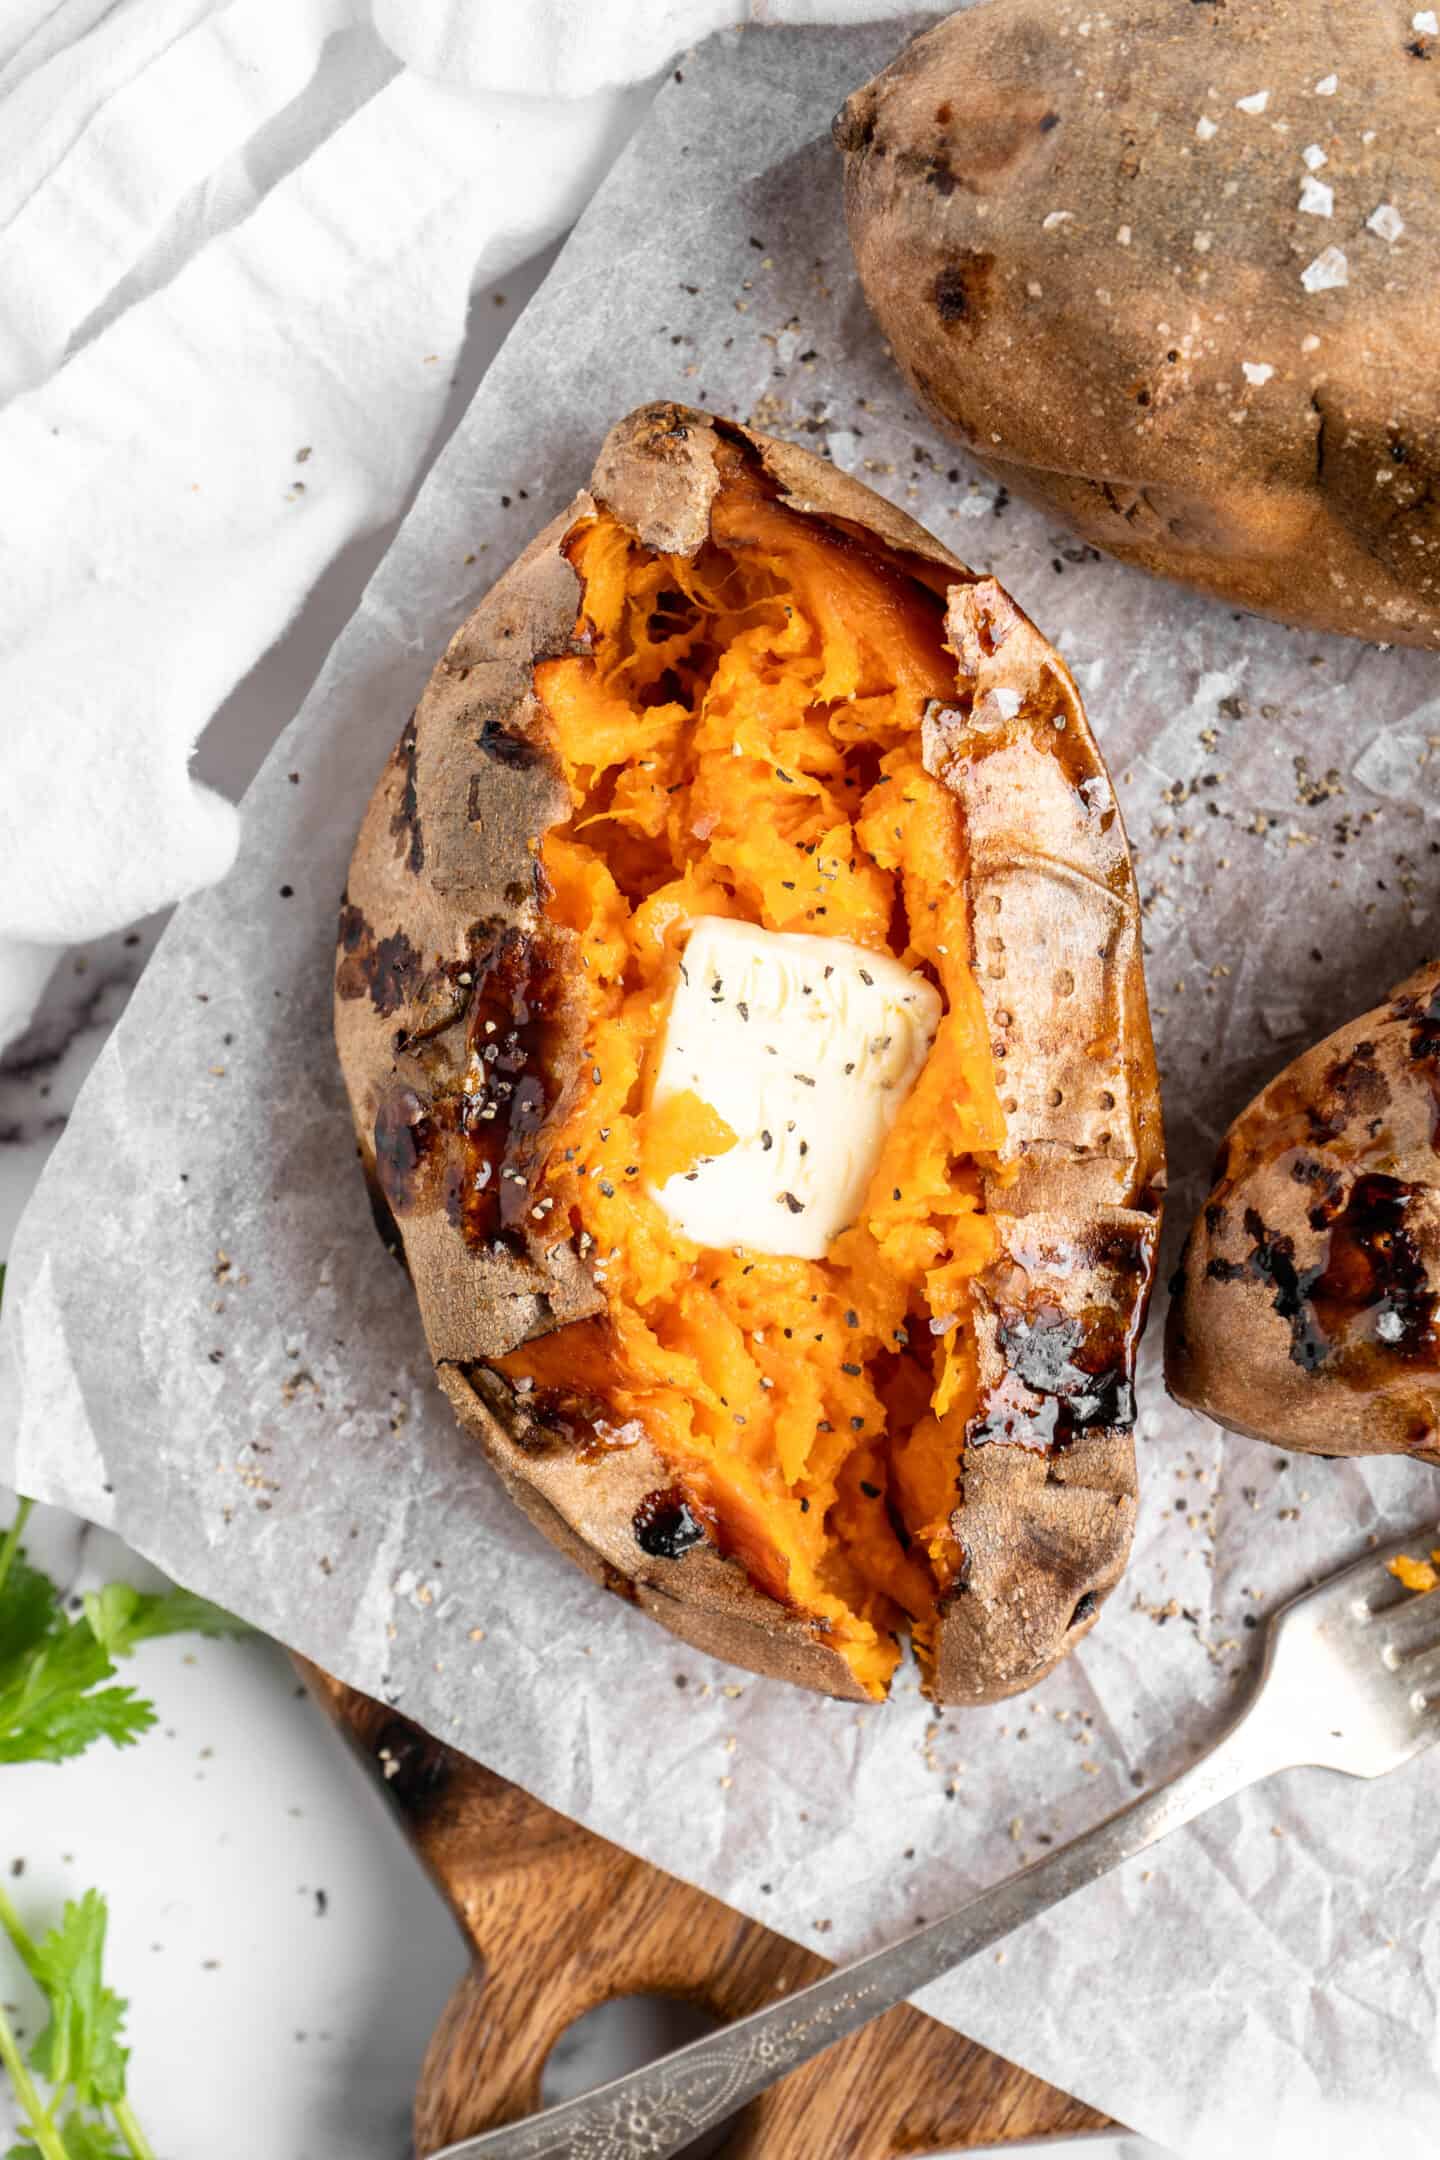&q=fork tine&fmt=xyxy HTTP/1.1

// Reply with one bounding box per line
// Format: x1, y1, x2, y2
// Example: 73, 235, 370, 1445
1310, 1543, 1430, 1608
1374, 1591, 1440, 1659
1362, 1566, 1436, 1611
1391, 1640, 1440, 1705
